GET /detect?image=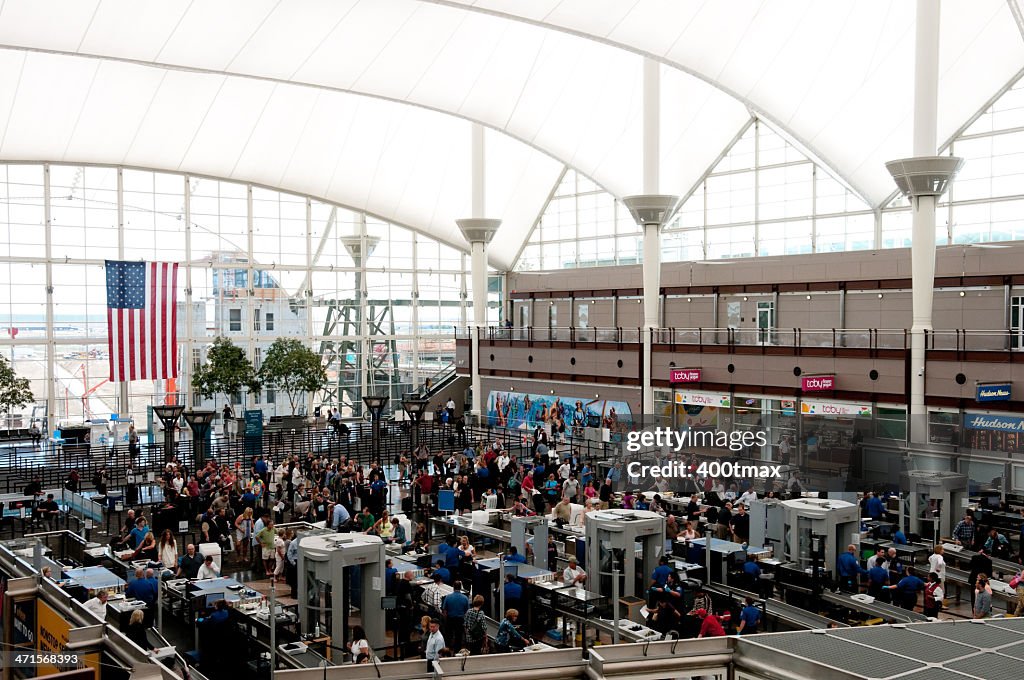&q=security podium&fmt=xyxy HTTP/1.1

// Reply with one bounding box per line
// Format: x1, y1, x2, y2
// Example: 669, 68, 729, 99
899, 470, 968, 543
296, 532, 387, 657
585, 509, 665, 600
